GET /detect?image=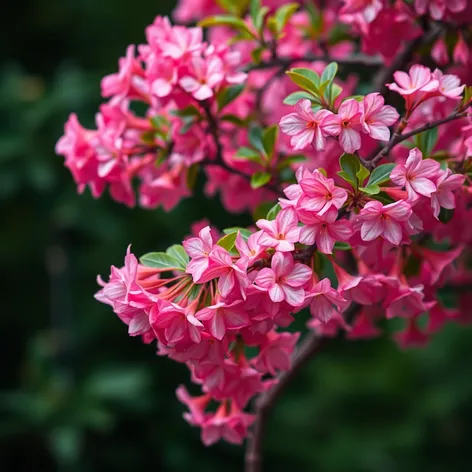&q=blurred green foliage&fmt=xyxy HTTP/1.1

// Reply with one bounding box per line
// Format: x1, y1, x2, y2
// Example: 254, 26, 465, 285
1, 1, 472, 471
